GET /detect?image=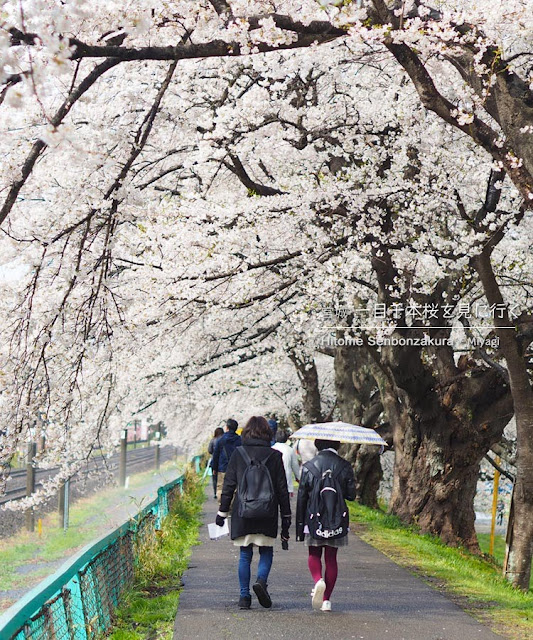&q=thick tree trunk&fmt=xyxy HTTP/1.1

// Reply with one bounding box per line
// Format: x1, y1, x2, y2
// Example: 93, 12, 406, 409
379, 339, 513, 551
334, 336, 384, 507
474, 250, 533, 589
333, 336, 360, 422
342, 443, 383, 508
